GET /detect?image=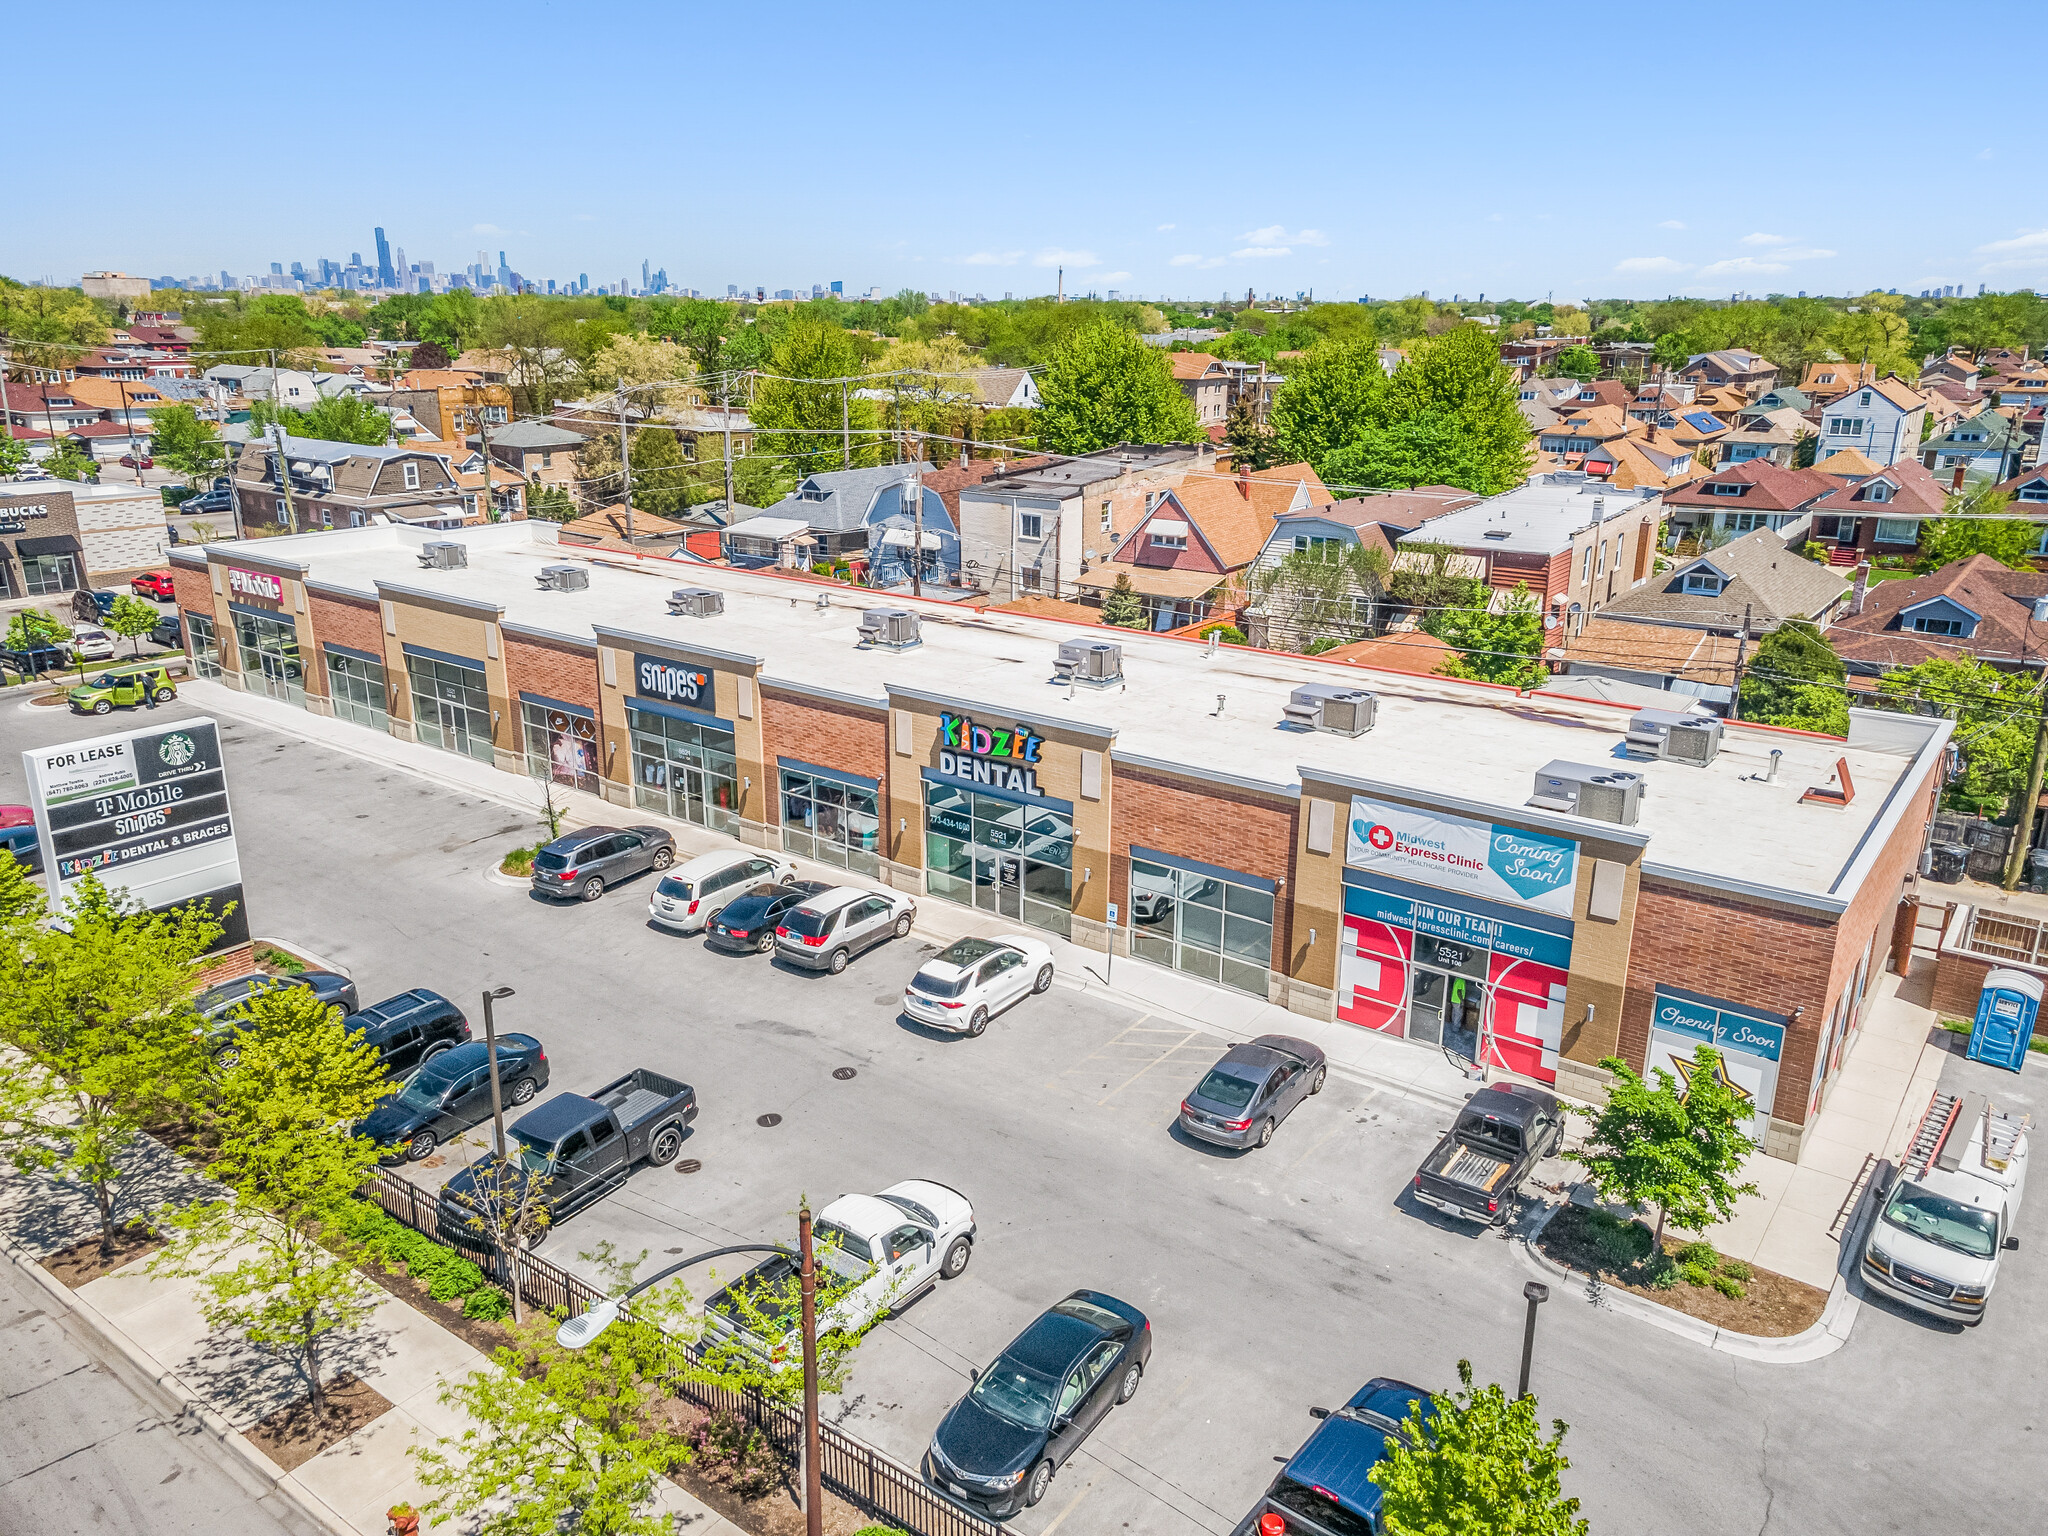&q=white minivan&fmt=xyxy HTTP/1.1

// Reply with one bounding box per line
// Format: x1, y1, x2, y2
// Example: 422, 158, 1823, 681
648, 849, 795, 933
